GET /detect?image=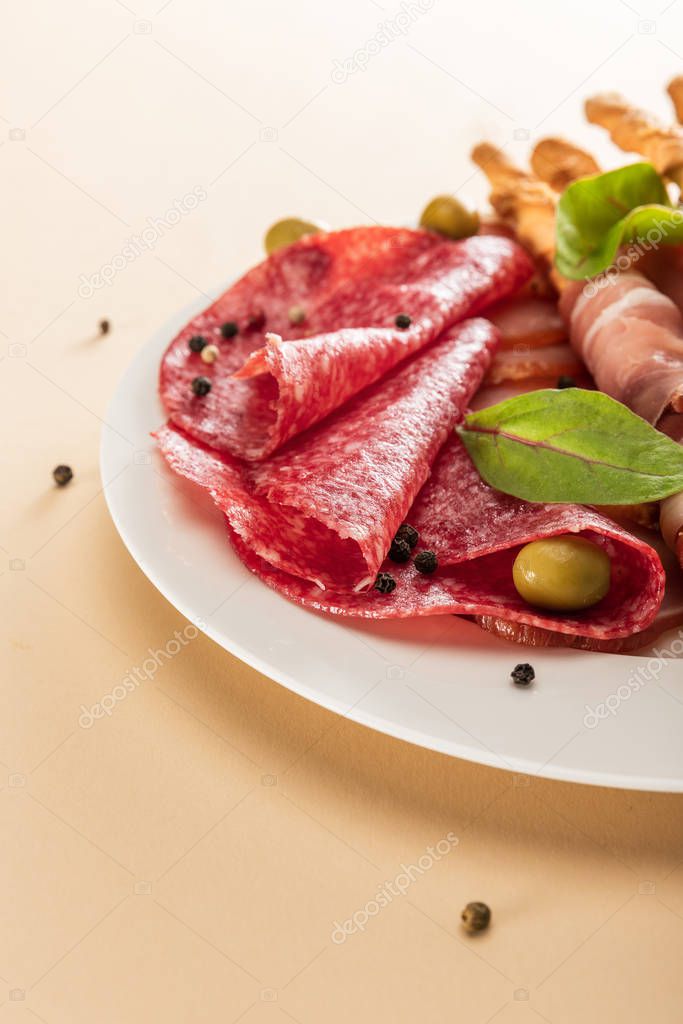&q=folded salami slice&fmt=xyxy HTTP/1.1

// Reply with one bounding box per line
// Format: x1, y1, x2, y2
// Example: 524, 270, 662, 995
156, 318, 498, 592
224, 435, 664, 641
160, 227, 532, 459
